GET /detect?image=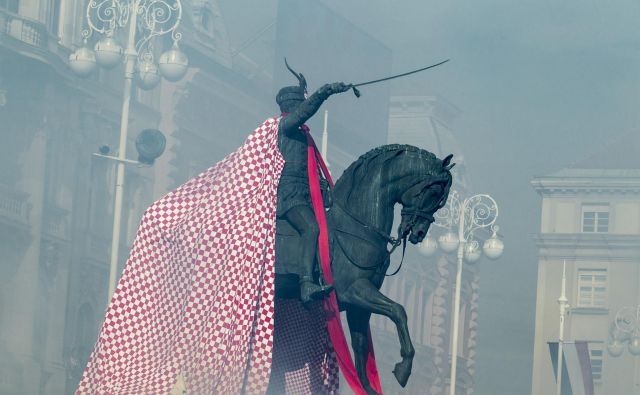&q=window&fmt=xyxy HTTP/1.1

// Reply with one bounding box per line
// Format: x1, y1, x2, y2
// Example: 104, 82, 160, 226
201, 9, 214, 35
50, 0, 62, 37
0, 0, 19, 13
202, 10, 211, 31
582, 205, 609, 233
589, 342, 604, 384
577, 269, 607, 308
